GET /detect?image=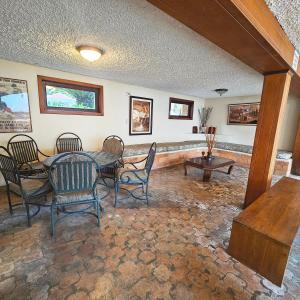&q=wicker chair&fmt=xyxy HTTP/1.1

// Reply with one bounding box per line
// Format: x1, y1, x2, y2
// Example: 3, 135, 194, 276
100, 135, 124, 184
56, 132, 83, 153
7, 134, 48, 175
114, 142, 156, 207
0, 146, 51, 226
48, 152, 106, 237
